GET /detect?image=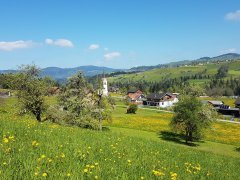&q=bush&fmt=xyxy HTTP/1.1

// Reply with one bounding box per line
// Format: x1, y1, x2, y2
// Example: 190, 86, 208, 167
127, 104, 138, 114
45, 105, 74, 125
